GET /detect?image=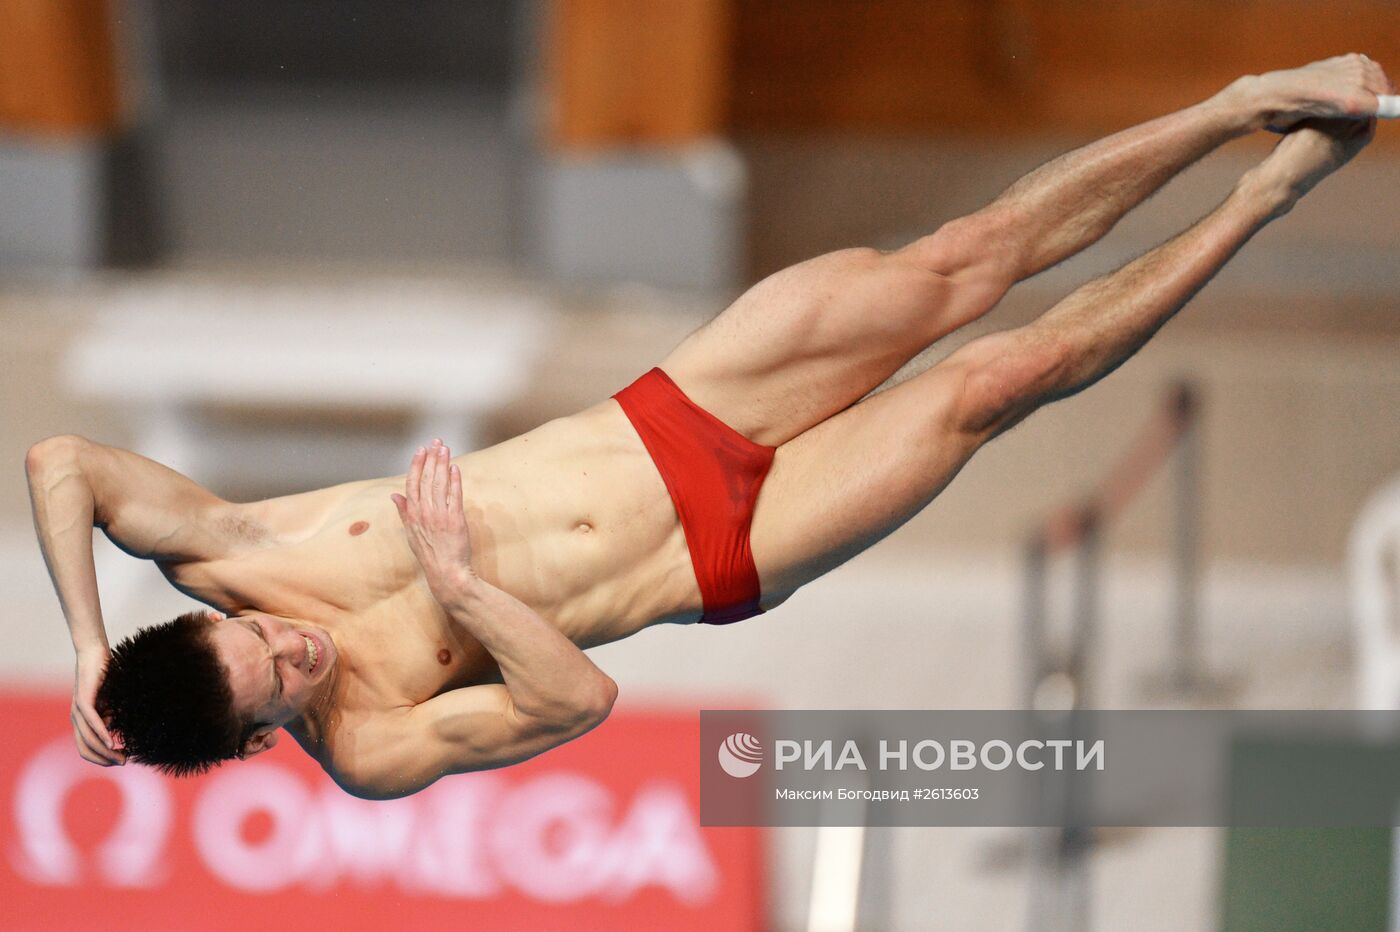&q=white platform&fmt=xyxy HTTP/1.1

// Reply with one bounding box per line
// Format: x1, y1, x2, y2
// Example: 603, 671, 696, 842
61, 277, 554, 480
